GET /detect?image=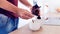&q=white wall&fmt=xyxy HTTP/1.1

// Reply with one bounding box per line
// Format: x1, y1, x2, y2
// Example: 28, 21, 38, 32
43, 0, 60, 12
18, 0, 60, 13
